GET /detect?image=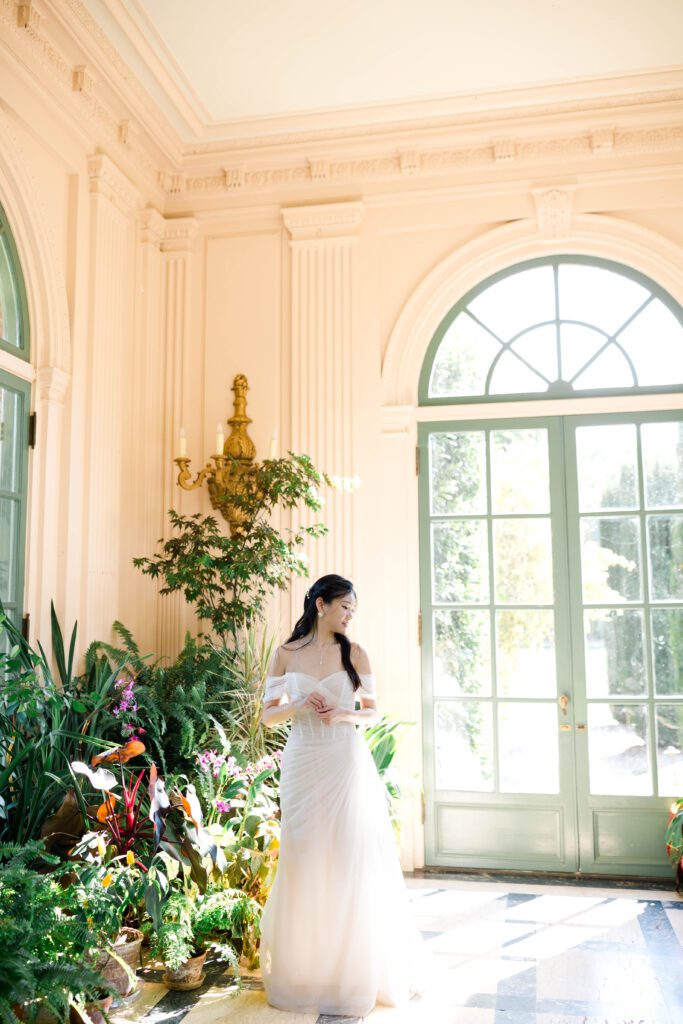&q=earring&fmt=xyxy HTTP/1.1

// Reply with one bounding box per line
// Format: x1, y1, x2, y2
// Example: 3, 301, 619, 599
318, 612, 323, 618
